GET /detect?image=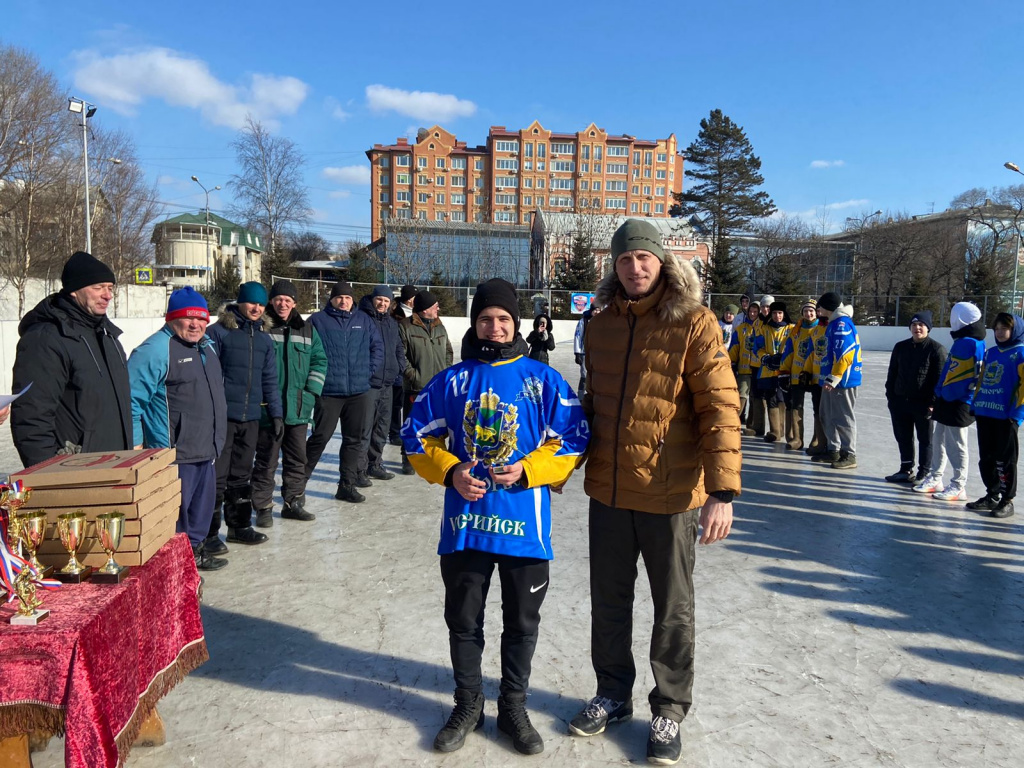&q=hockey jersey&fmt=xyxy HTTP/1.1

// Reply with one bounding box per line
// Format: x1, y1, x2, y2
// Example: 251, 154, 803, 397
974, 316, 1024, 422
403, 355, 588, 559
